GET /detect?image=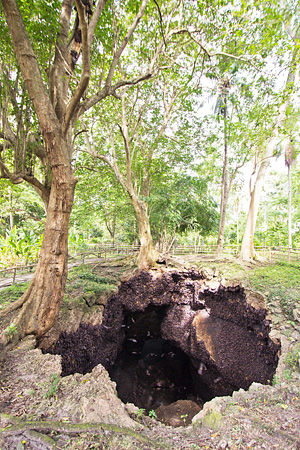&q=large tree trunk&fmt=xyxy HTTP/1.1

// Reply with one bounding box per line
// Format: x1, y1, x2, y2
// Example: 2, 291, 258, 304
0, 0, 85, 346
1, 171, 76, 345
131, 196, 159, 269
1, 0, 151, 346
